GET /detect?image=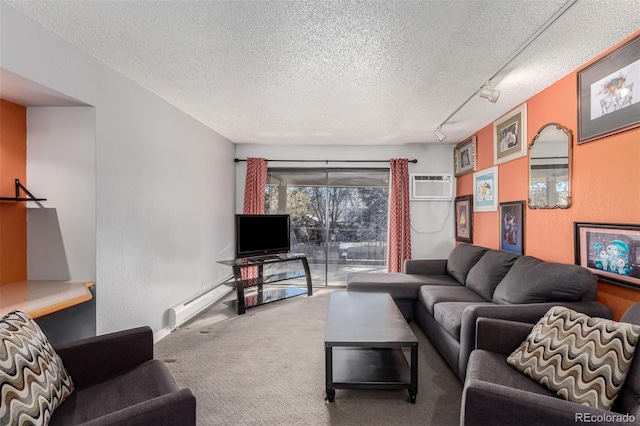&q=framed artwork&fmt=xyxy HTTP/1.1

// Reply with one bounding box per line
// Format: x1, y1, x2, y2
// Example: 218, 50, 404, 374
499, 201, 525, 254
473, 166, 498, 212
454, 136, 476, 176
574, 222, 640, 288
577, 34, 640, 144
455, 195, 473, 243
493, 103, 527, 165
